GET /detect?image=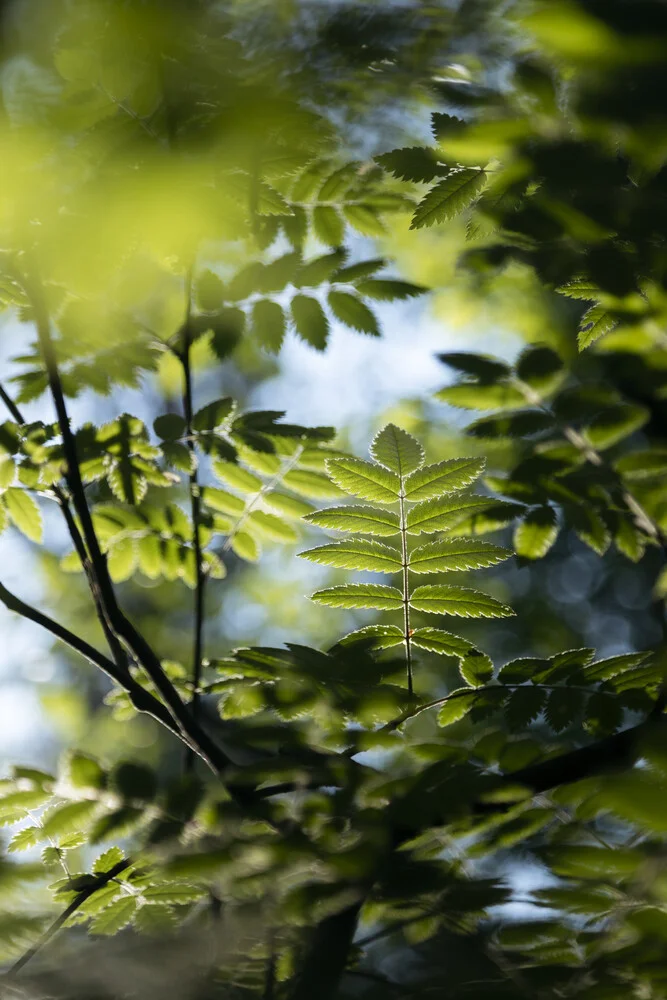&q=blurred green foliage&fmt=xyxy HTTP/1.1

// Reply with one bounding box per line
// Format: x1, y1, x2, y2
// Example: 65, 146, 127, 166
1, 1, 667, 999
